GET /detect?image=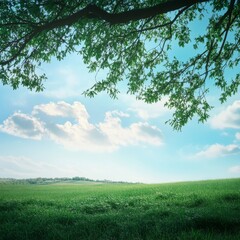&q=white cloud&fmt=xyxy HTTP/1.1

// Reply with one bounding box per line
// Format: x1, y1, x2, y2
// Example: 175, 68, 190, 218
0, 112, 45, 140
192, 143, 240, 159
47, 120, 110, 152
33, 101, 91, 129
0, 101, 164, 152
99, 111, 163, 147
109, 110, 130, 118
210, 100, 240, 129
229, 165, 240, 174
